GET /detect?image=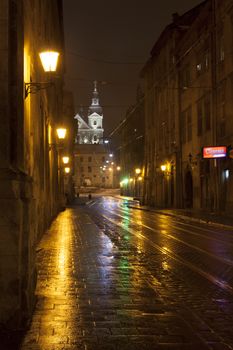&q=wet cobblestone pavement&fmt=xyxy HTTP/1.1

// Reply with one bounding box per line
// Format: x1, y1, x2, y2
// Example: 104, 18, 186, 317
20, 197, 233, 350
